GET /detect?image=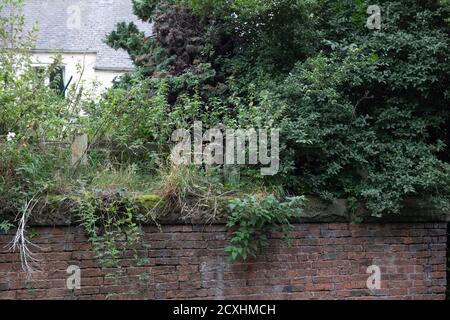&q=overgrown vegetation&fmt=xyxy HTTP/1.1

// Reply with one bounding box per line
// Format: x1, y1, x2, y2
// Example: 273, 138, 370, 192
1, 0, 450, 265
0, 220, 12, 233
226, 195, 305, 260
74, 191, 144, 267
103, 0, 450, 218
